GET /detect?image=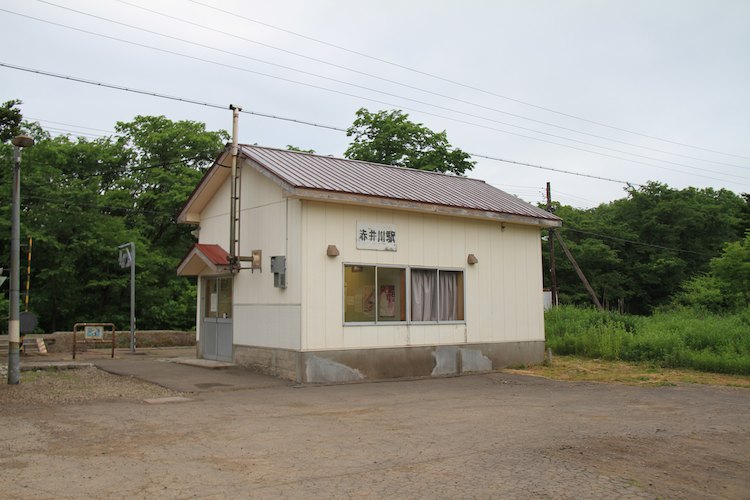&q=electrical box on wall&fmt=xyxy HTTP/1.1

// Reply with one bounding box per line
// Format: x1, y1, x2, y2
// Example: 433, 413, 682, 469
271, 255, 286, 288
